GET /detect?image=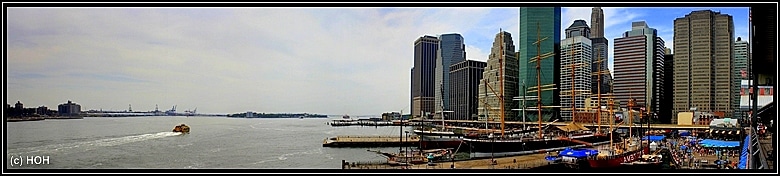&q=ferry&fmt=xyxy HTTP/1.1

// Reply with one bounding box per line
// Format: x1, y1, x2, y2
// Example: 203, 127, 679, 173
173, 124, 190, 133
